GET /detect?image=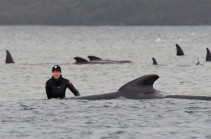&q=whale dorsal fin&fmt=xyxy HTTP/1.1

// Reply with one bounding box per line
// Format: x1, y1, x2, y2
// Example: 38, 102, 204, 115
74, 57, 88, 63
118, 74, 159, 93
88, 56, 102, 61
152, 57, 158, 65
5, 50, 15, 63
176, 44, 184, 56
206, 48, 211, 61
